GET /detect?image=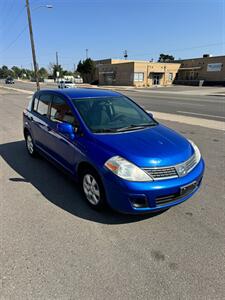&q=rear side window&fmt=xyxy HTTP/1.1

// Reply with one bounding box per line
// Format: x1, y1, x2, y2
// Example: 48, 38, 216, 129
33, 93, 52, 116
50, 95, 77, 125
33, 95, 39, 111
